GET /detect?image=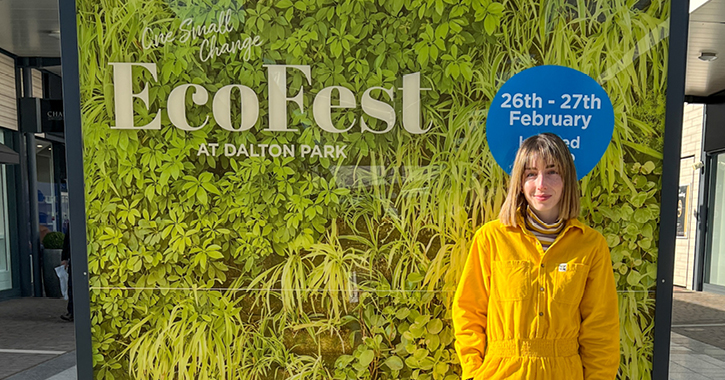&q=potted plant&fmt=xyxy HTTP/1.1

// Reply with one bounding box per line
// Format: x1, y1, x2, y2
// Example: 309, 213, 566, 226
42, 231, 65, 298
